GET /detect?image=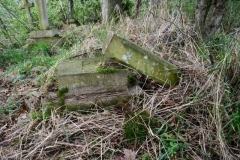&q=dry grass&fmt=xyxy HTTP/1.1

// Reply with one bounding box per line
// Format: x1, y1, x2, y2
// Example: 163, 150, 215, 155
0, 8, 240, 160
